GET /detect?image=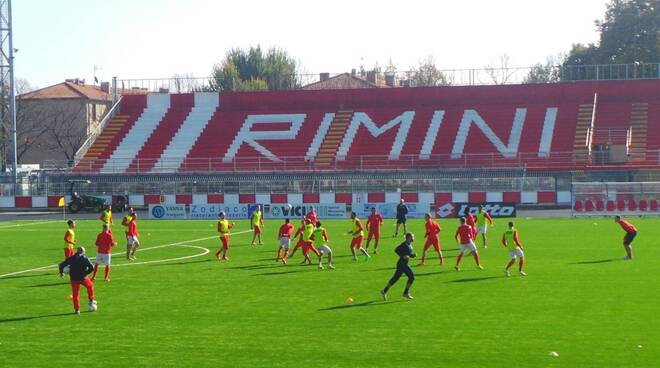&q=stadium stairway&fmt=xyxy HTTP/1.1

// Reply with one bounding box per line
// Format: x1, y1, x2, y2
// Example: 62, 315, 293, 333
628, 102, 649, 162
573, 103, 595, 163
100, 94, 171, 173
314, 110, 353, 167
76, 115, 129, 168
